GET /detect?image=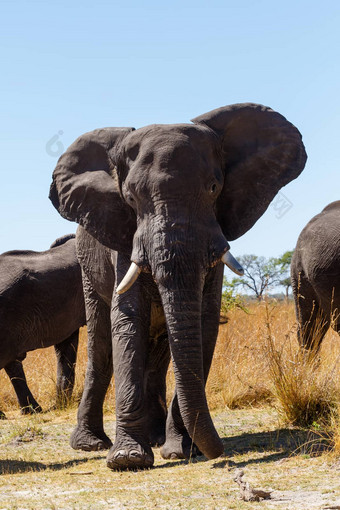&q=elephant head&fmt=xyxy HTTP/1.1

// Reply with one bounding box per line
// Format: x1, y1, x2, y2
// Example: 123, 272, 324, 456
50, 103, 307, 460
